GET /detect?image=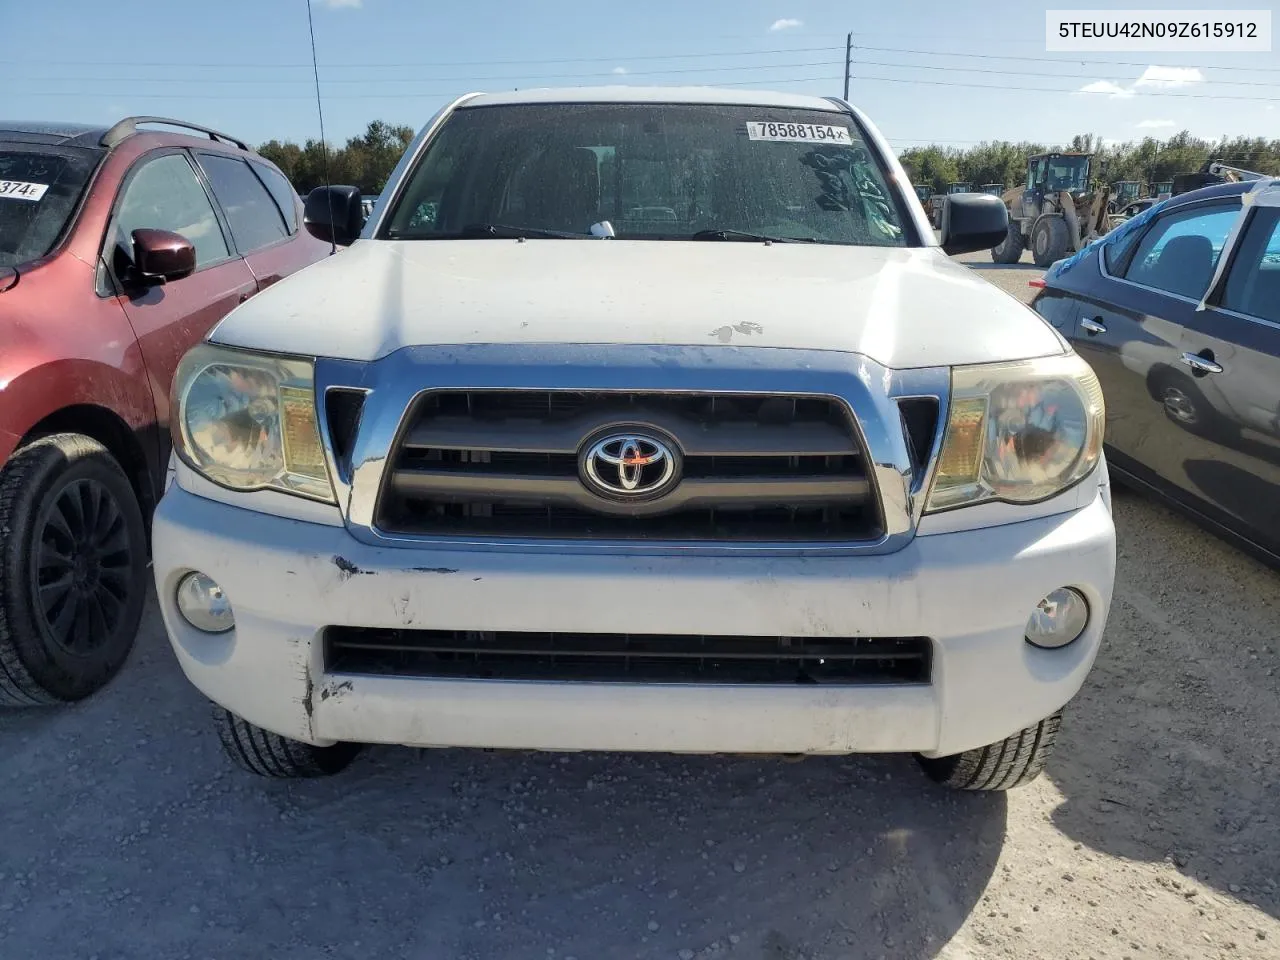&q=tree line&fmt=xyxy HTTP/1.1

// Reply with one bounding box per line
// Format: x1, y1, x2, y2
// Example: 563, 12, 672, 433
899, 131, 1280, 195
257, 122, 1280, 200
256, 120, 416, 195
